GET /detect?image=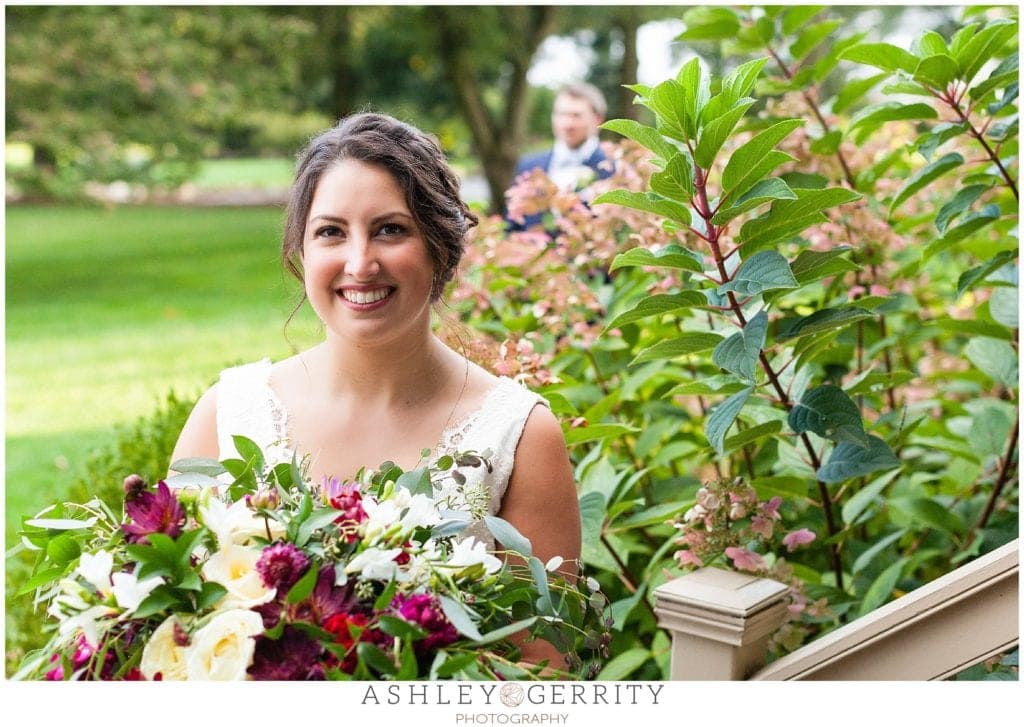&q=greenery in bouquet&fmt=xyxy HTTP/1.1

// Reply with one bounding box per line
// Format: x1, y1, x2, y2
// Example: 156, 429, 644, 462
13, 437, 610, 681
